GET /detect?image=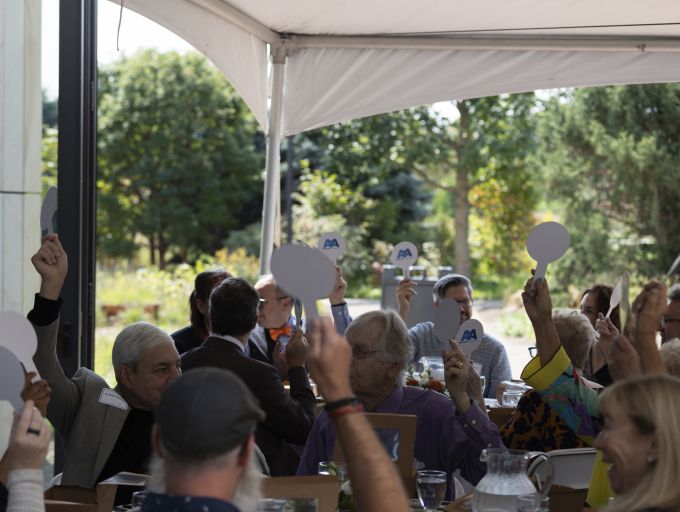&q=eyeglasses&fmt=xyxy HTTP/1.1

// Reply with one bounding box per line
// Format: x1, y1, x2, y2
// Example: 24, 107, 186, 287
258, 296, 287, 307
661, 316, 680, 327
454, 298, 473, 307
528, 346, 538, 358
351, 345, 381, 360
